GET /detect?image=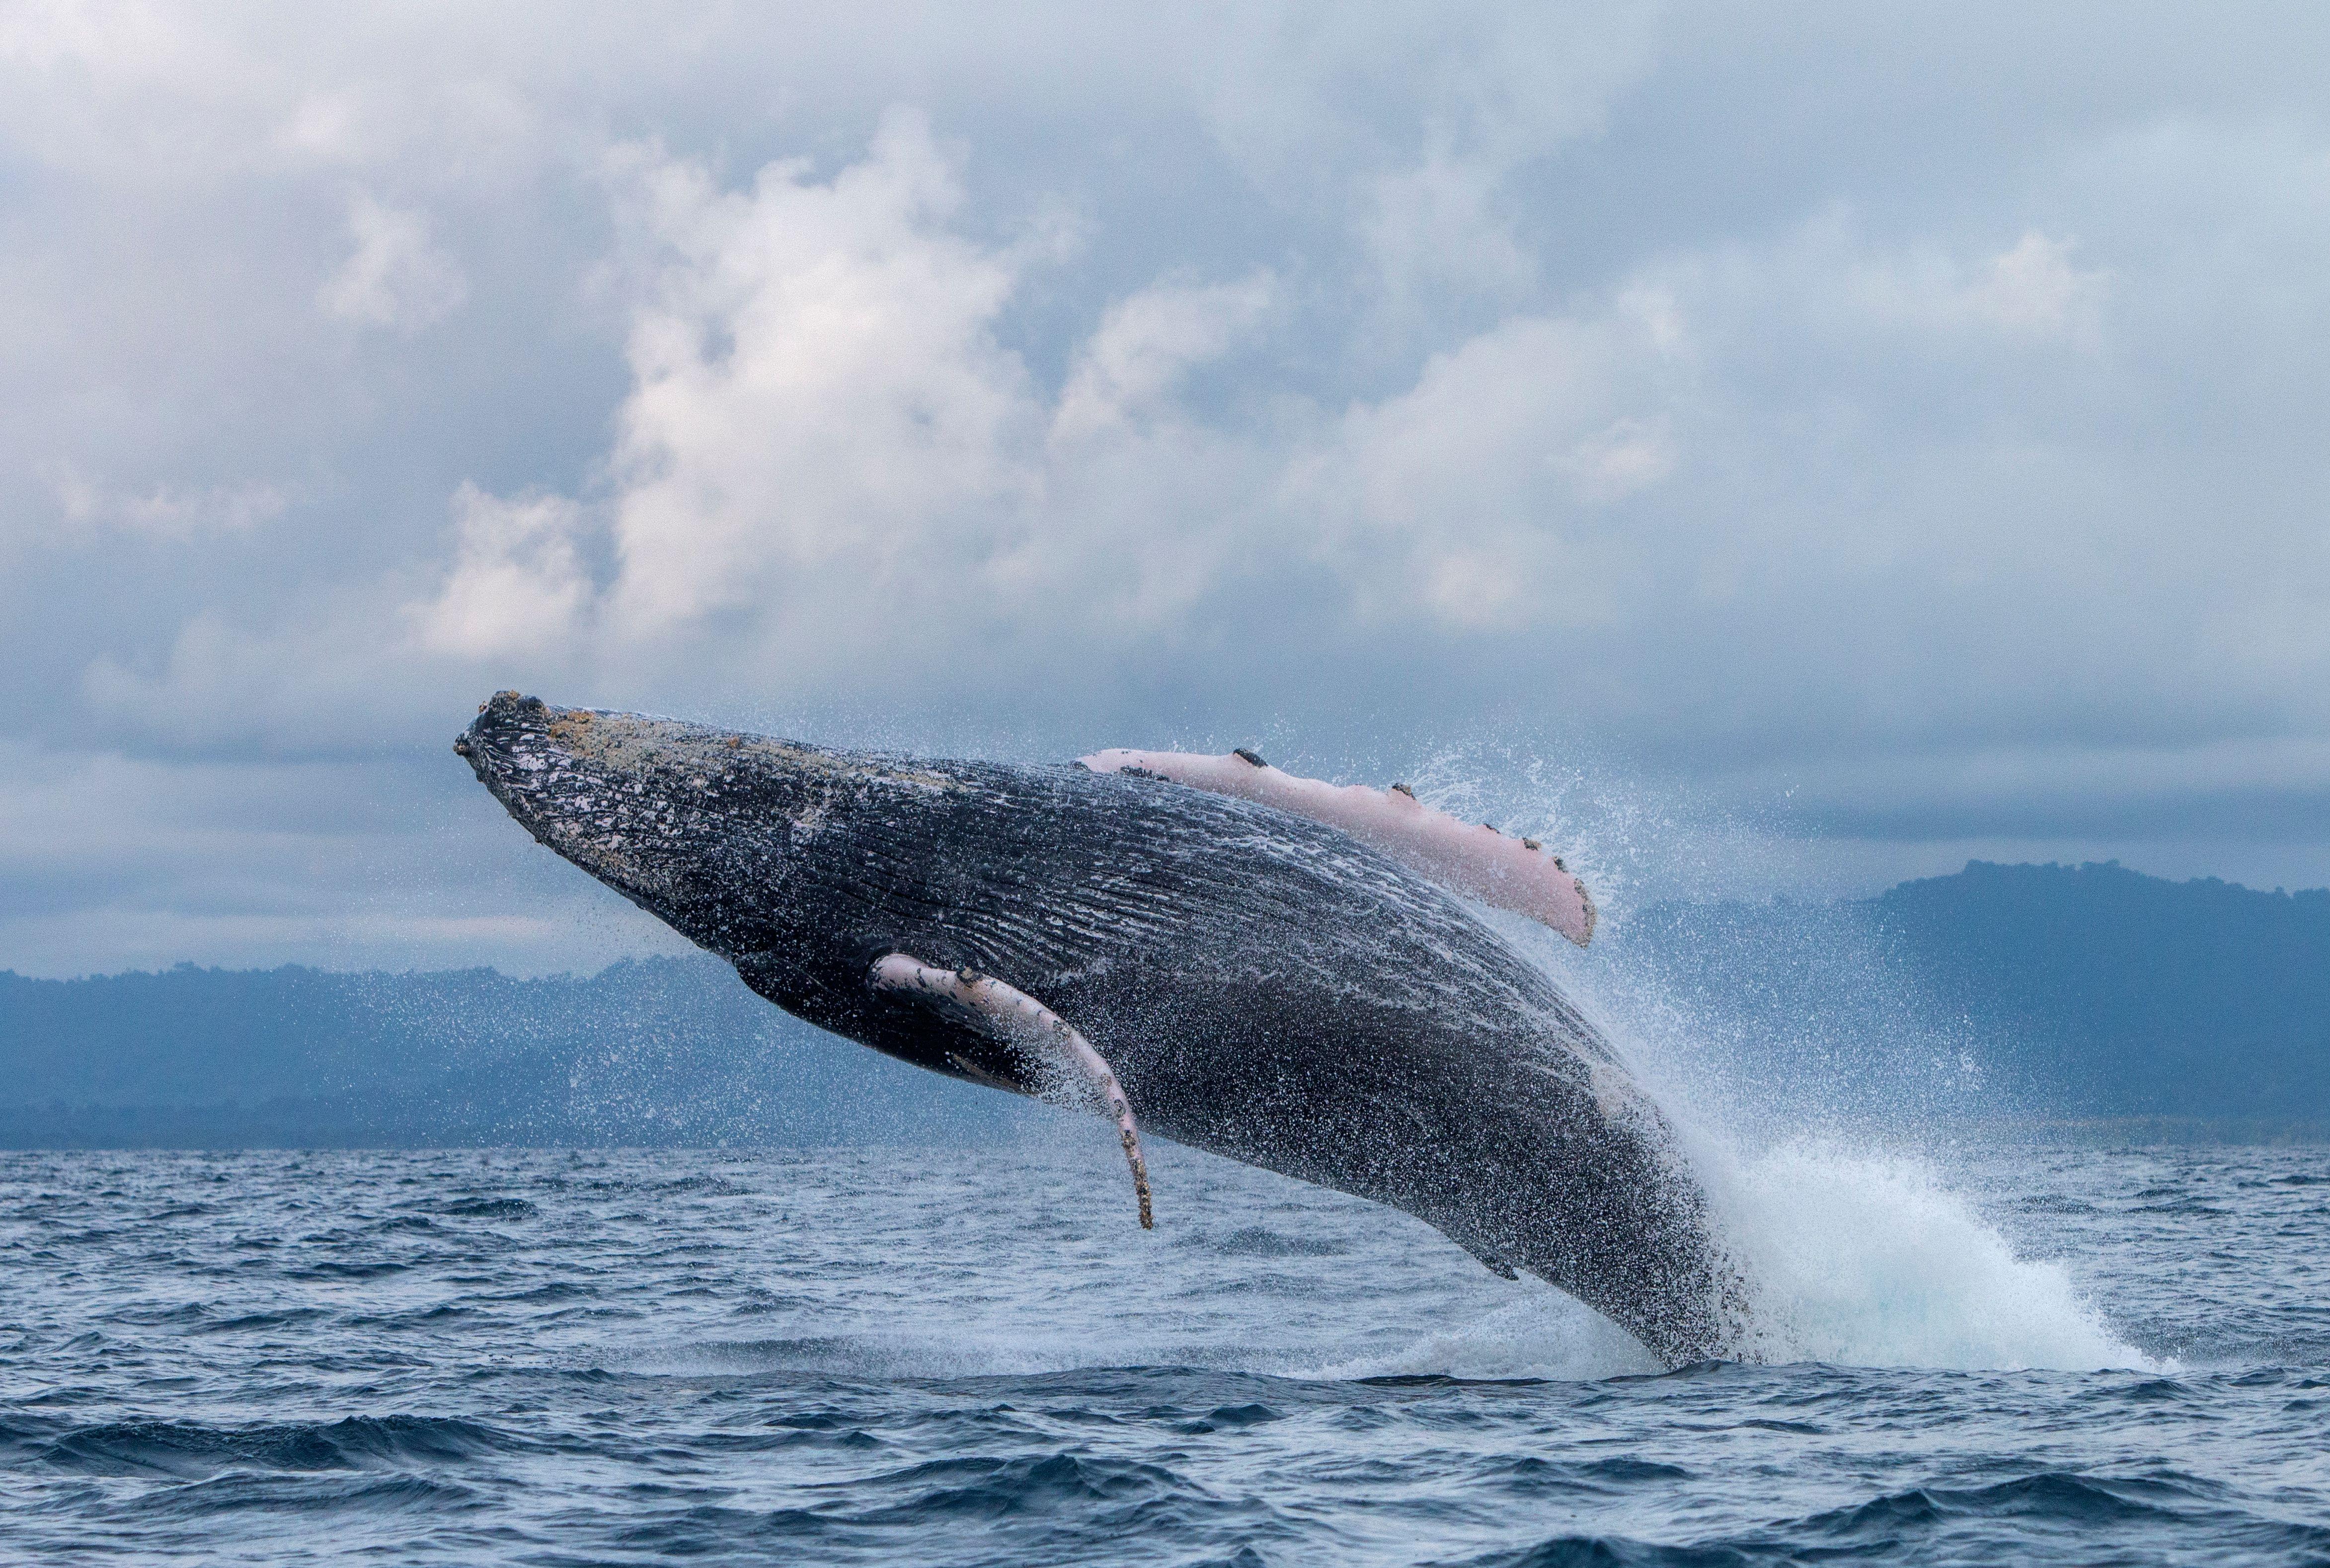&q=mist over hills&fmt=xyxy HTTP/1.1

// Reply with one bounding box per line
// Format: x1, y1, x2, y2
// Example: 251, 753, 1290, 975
0, 959, 1021, 1149
3, 861, 2324, 1147
1878, 862, 2330, 1120
1628, 861, 2330, 1134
